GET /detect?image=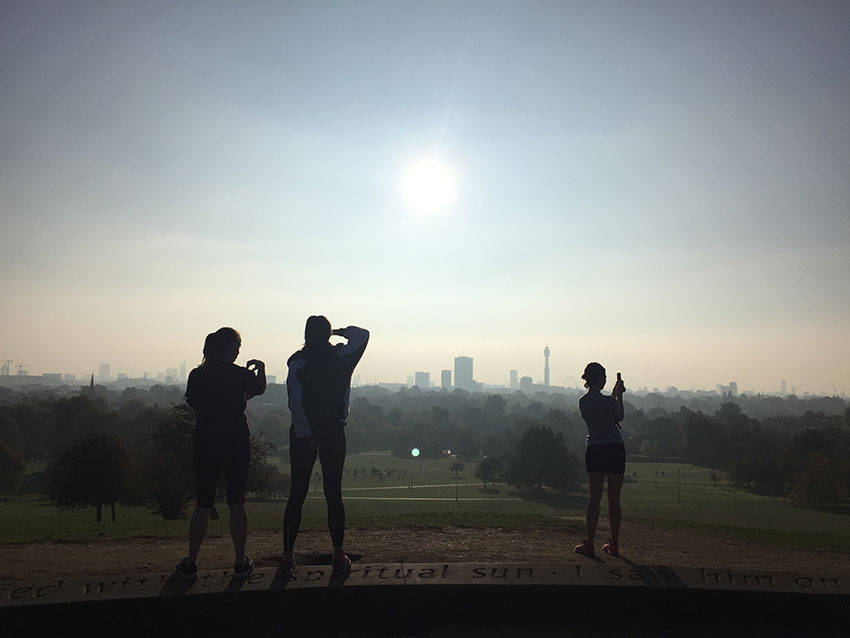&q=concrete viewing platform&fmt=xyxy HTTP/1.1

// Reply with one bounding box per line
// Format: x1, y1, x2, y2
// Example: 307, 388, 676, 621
2, 562, 848, 636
